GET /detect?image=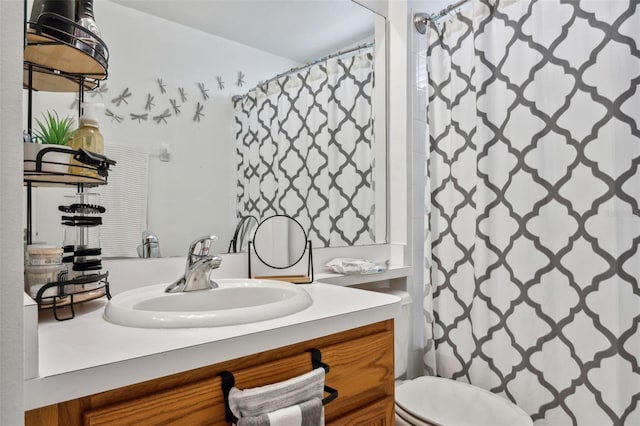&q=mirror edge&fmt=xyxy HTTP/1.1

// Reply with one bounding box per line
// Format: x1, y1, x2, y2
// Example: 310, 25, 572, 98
352, 0, 388, 18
